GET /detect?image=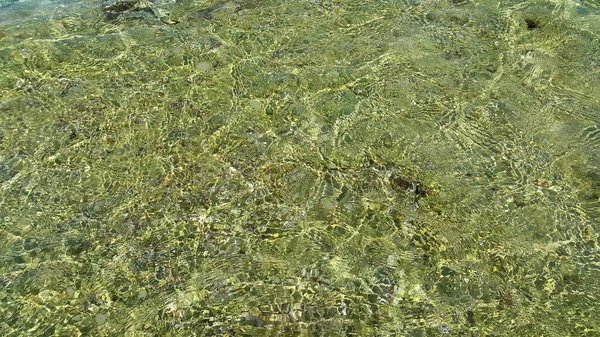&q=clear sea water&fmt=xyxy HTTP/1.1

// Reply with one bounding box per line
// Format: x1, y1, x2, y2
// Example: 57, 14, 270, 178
1, 0, 599, 336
